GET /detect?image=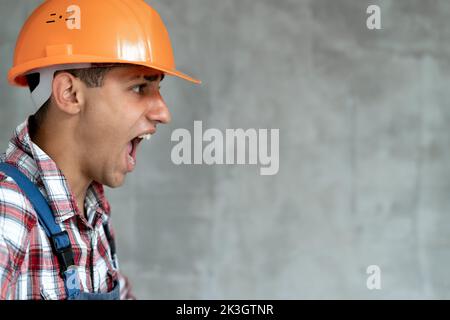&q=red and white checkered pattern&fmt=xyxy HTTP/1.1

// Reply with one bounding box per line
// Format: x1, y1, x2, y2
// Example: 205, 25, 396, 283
0, 118, 135, 300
